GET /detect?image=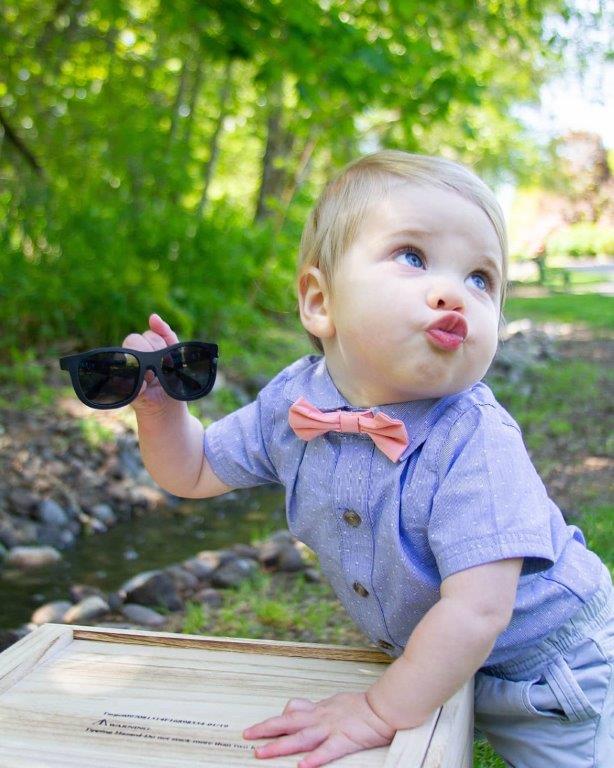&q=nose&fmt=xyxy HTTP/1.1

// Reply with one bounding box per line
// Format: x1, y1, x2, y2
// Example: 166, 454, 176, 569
426, 278, 465, 313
